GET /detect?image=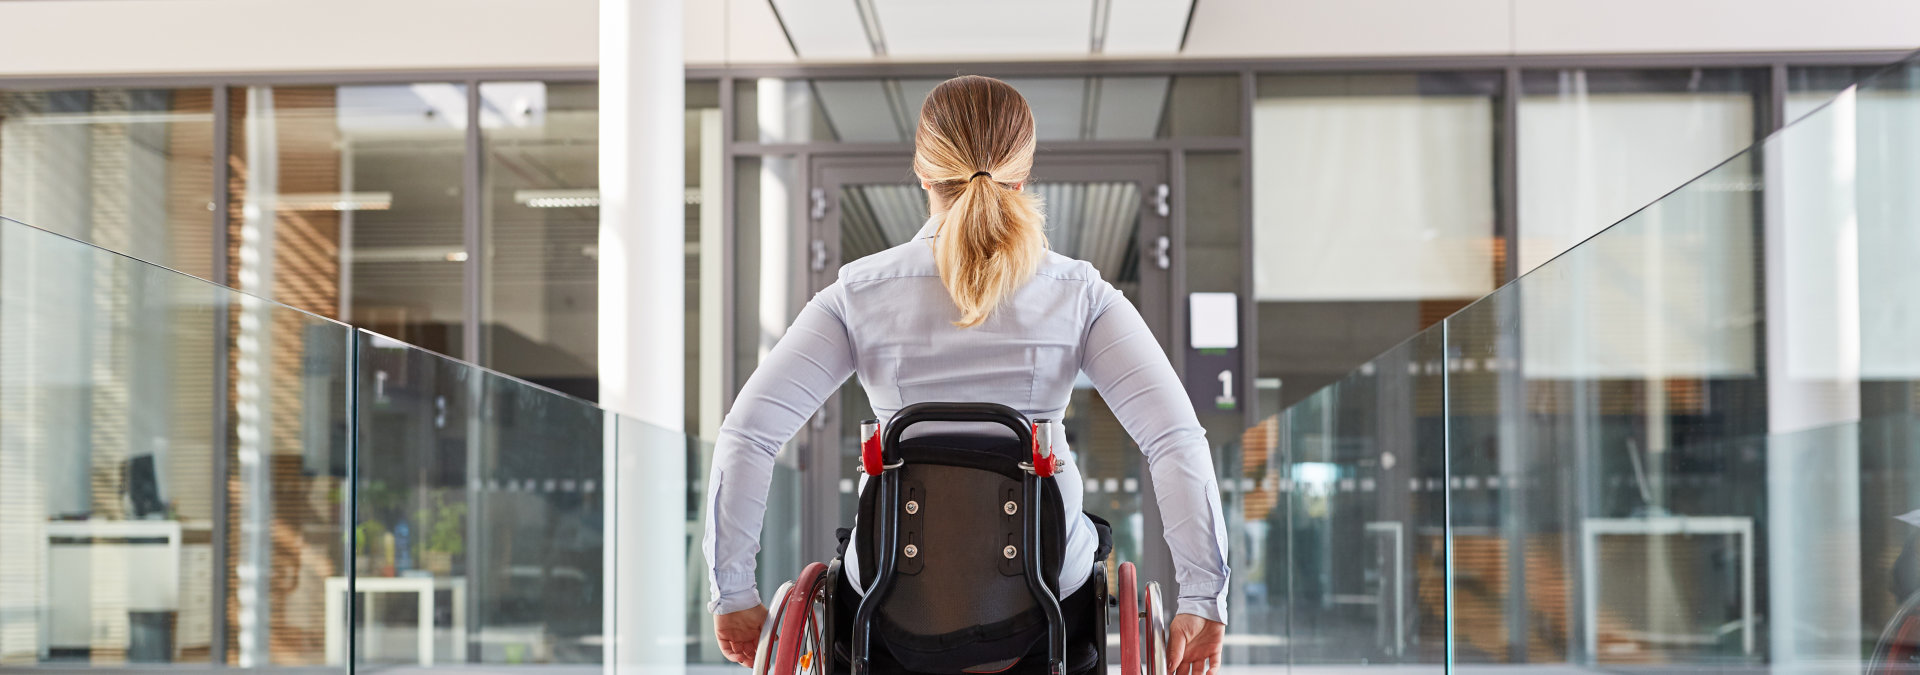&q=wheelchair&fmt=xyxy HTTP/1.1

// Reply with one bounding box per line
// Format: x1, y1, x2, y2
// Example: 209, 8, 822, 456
752, 402, 1171, 675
